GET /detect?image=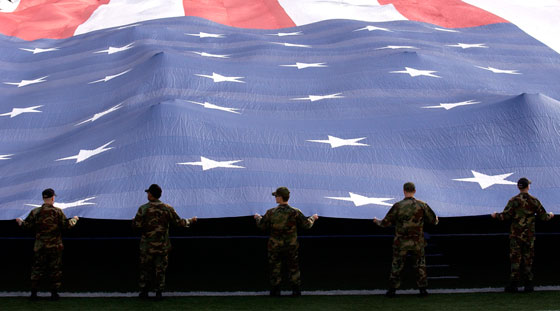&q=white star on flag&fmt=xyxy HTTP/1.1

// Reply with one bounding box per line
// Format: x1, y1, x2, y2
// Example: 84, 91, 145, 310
117, 24, 140, 30
0, 154, 13, 160
19, 47, 59, 54
291, 93, 344, 102
447, 43, 488, 49
390, 67, 441, 78
326, 192, 394, 207
192, 51, 230, 58
186, 101, 240, 114
0, 105, 43, 118
3, 76, 48, 87
280, 62, 327, 69
453, 170, 517, 189
186, 32, 224, 38
56, 140, 115, 163
268, 31, 302, 37
89, 69, 132, 84
75, 103, 123, 126
354, 25, 391, 32
475, 66, 521, 75
434, 27, 460, 33
376, 45, 417, 50
94, 43, 134, 54
26, 197, 96, 210
308, 135, 369, 148
270, 42, 311, 48
177, 156, 244, 171
195, 72, 245, 83
422, 100, 481, 110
